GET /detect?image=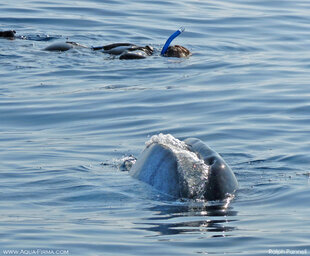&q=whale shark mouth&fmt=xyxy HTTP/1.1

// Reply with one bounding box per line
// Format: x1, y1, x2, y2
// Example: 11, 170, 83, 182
146, 133, 210, 200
